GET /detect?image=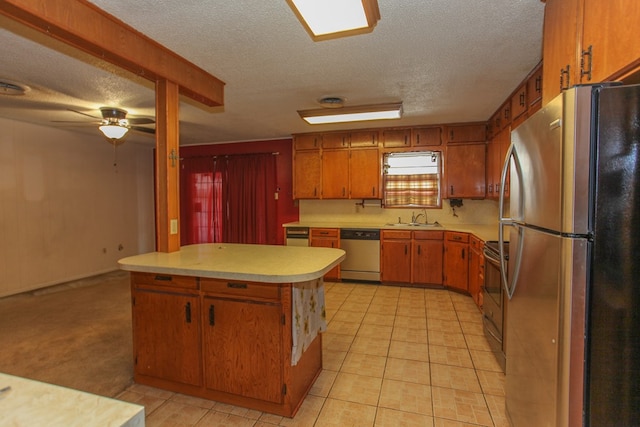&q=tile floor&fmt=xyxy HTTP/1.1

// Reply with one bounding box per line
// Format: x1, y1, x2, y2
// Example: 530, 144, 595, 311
117, 282, 508, 426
